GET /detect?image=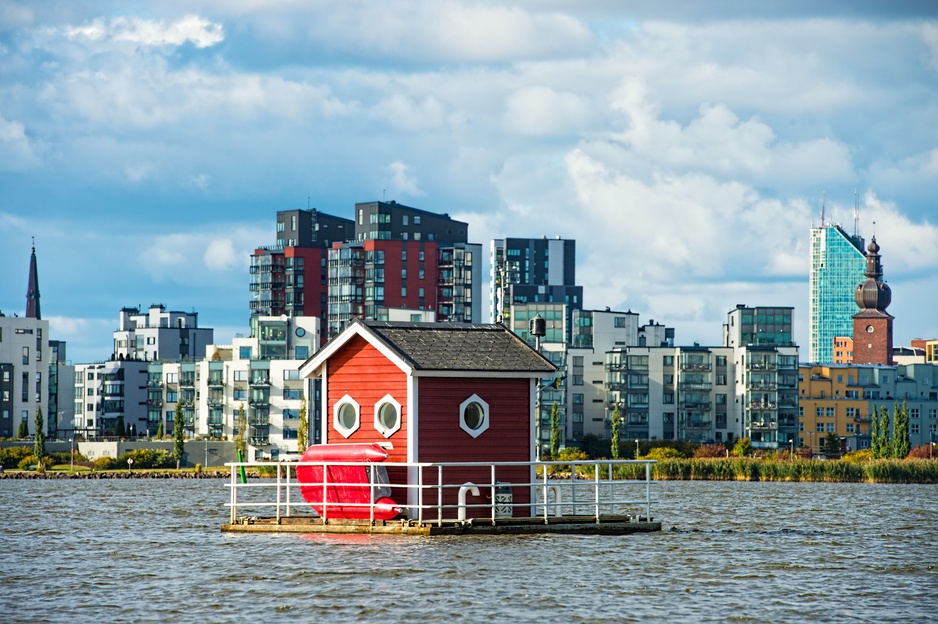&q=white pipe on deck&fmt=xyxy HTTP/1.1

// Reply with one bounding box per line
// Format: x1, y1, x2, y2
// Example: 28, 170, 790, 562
458, 483, 480, 520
